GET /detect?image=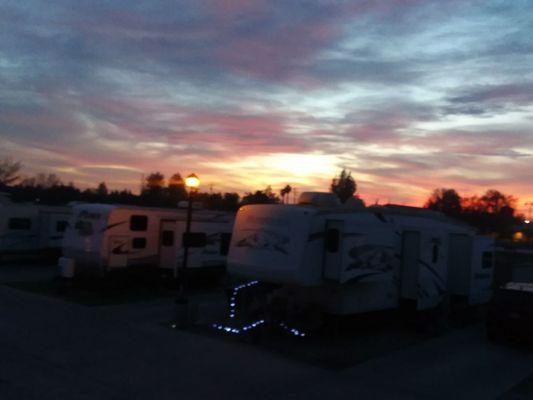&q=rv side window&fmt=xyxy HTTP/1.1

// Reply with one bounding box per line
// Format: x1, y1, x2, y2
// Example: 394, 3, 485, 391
325, 229, 340, 253
432, 244, 439, 263
132, 237, 147, 249
8, 218, 32, 230
130, 215, 148, 231
56, 221, 68, 232
162, 230, 174, 246
220, 233, 232, 255
482, 251, 493, 269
